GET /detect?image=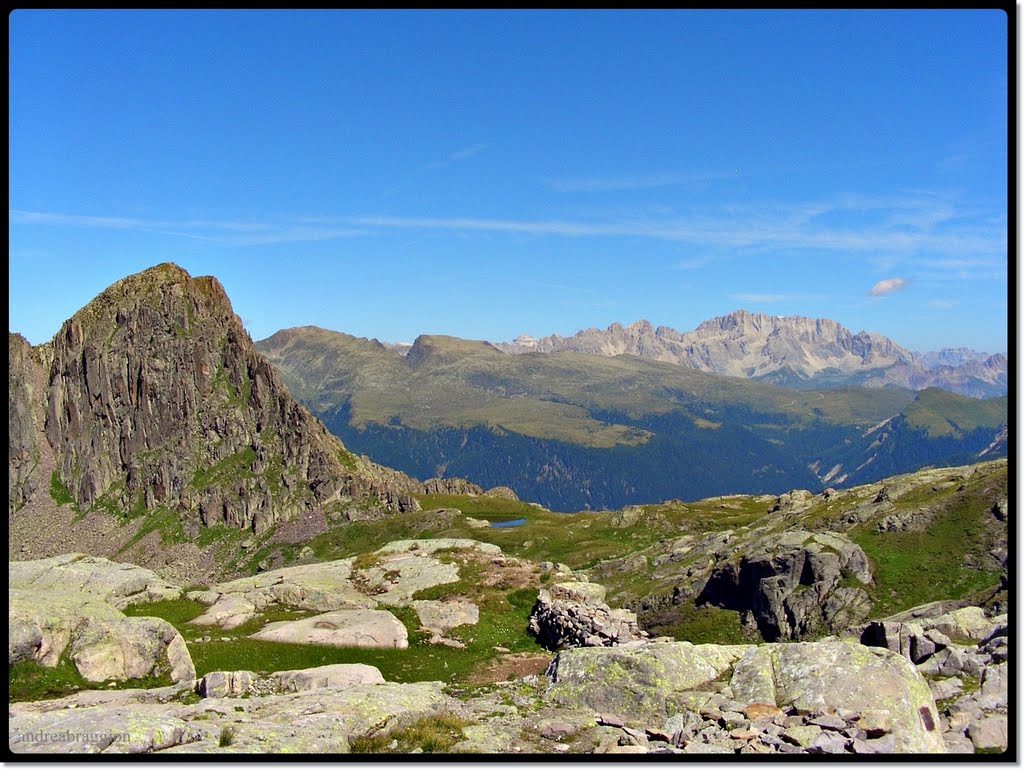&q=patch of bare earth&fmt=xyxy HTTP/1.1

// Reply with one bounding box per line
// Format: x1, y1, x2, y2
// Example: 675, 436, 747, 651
465, 652, 553, 684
